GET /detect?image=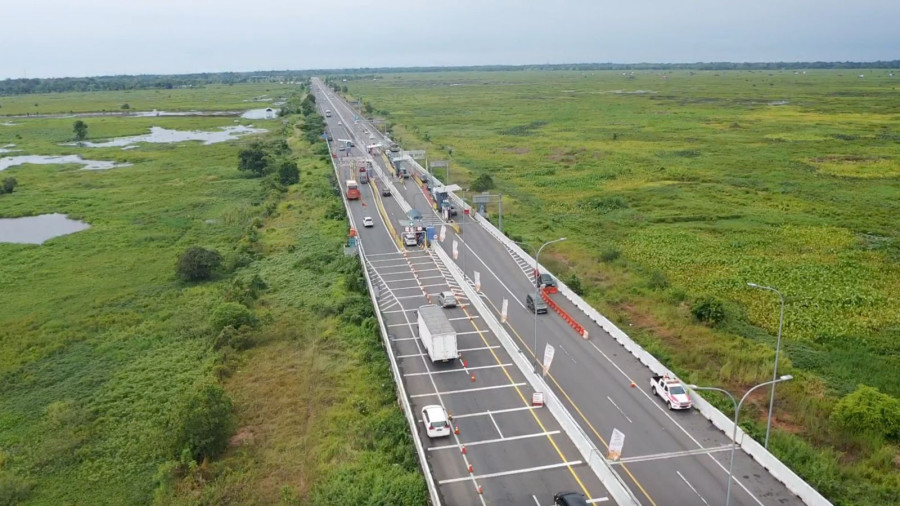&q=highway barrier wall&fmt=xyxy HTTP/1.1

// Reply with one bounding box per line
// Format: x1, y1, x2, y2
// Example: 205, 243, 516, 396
325, 139, 442, 506
431, 242, 641, 506
466, 206, 833, 506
